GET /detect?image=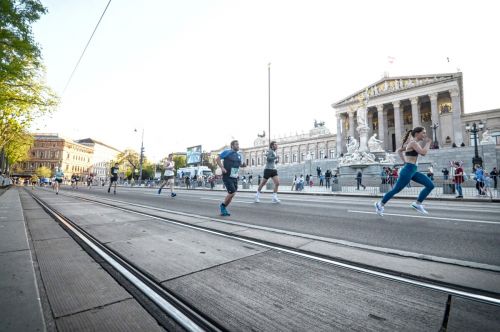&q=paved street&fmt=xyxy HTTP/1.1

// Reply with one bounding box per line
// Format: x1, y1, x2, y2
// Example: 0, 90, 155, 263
2, 186, 500, 331
58, 185, 500, 268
